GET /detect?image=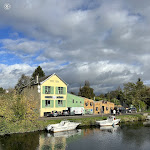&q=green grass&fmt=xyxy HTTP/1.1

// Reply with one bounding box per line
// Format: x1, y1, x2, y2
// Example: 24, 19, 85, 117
0, 114, 146, 135
116, 114, 146, 122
